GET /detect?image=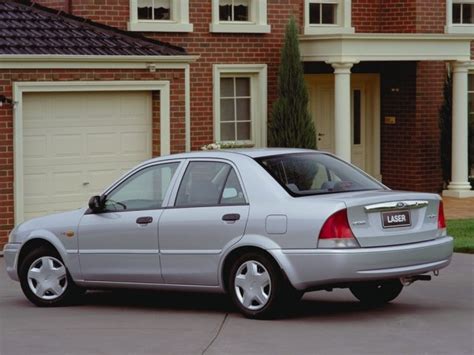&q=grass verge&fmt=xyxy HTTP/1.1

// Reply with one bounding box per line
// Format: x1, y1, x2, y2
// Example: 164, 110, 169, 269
447, 219, 474, 254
